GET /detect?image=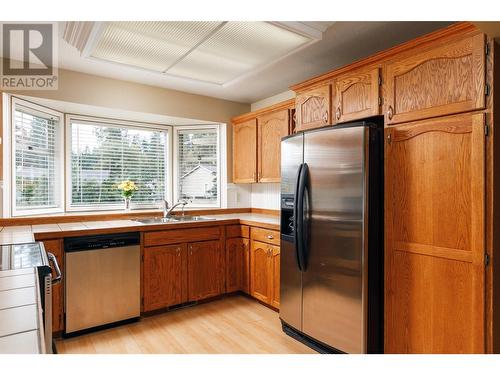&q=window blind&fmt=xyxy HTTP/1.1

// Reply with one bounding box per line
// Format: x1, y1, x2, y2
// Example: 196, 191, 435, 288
14, 106, 59, 210
70, 121, 166, 208
177, 128, 218, 206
